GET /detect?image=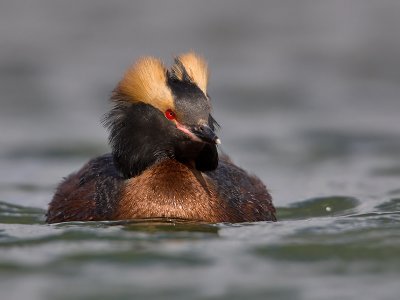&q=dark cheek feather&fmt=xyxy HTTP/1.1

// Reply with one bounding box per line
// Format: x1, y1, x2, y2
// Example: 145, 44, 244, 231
195, 143, 218, 172
106, 103, 174, 178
